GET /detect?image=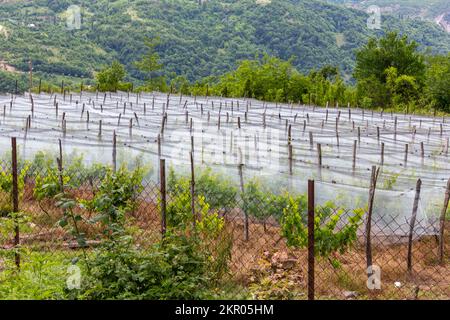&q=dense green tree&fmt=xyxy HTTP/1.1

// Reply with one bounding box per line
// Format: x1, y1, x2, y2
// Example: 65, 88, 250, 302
354, 32, 426, 108
426, 54, 450, 112
0, 71, 28, 94
95, 61, 126, 92
134, 37, 163, 85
